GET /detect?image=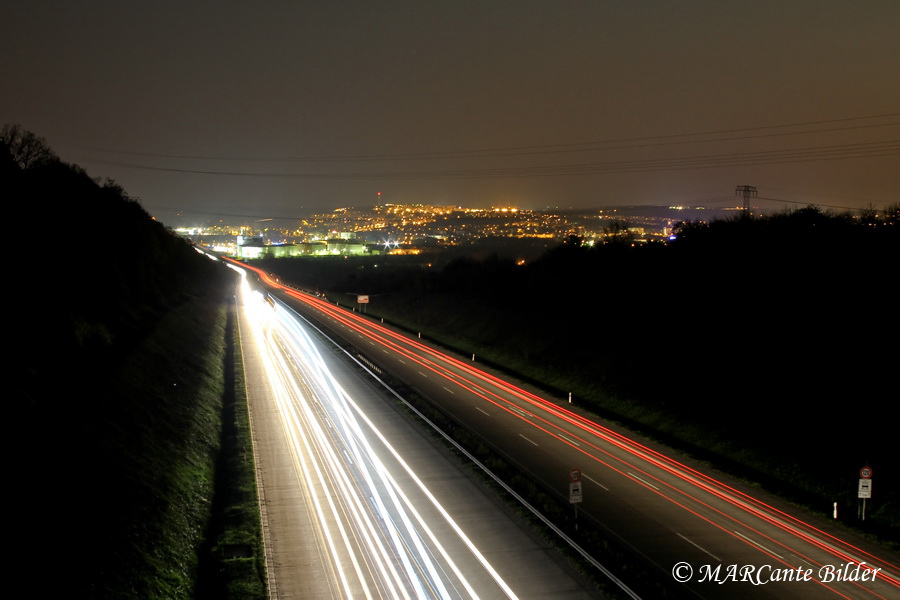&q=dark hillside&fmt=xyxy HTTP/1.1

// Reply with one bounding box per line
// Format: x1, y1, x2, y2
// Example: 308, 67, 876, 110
6, 126, 237, 598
